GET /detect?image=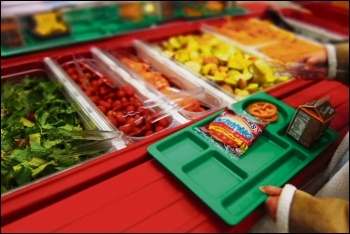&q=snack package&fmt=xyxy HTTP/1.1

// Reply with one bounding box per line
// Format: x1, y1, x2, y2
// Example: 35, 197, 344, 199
195, 107, 268, 156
